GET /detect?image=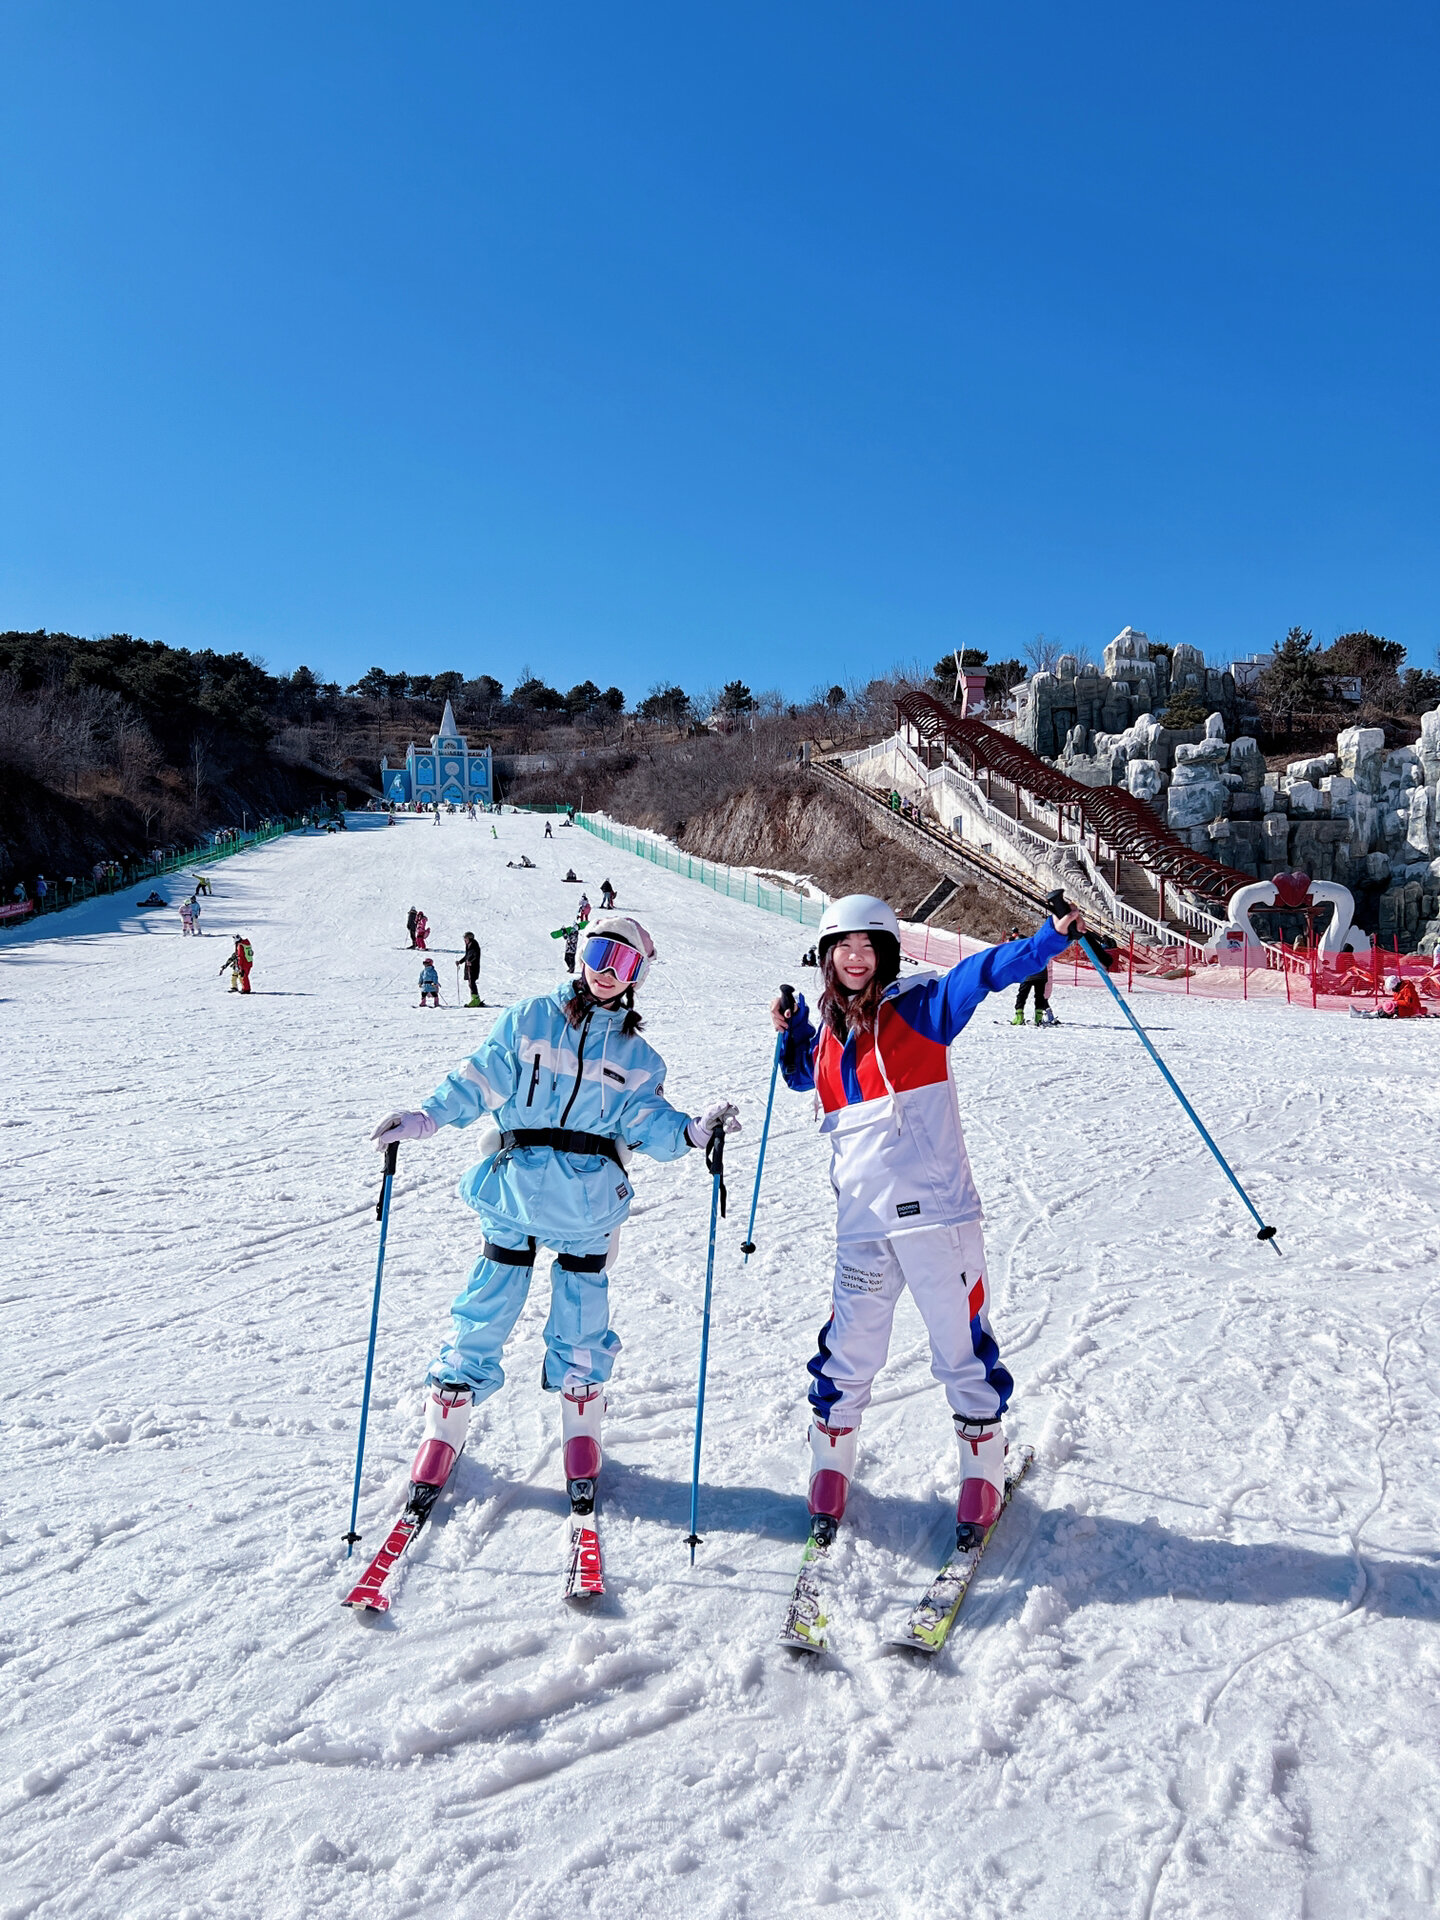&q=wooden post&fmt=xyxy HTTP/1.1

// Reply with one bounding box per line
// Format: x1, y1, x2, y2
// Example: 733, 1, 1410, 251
1127, 930, 1134, 991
